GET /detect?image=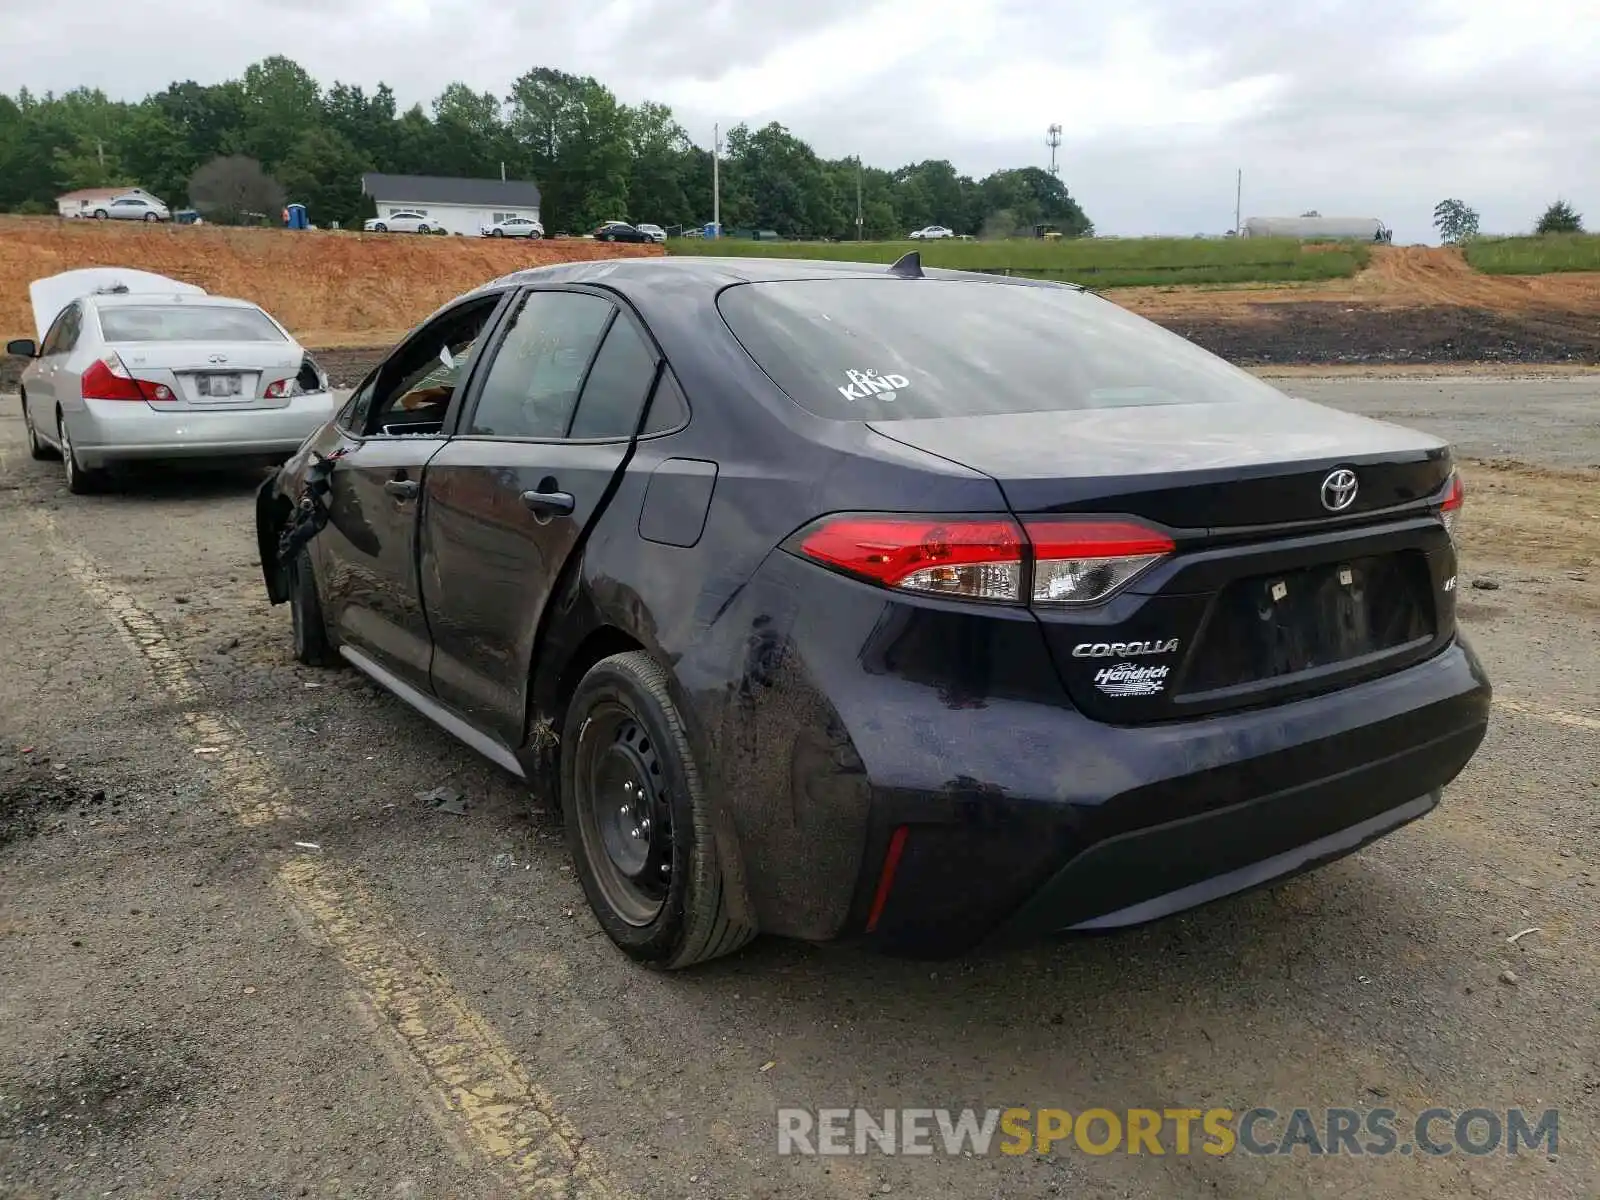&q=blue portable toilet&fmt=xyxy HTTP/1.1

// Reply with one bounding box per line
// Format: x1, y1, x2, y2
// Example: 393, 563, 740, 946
286, 203, 309, 230
703, 221, 721, 239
